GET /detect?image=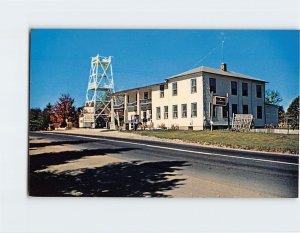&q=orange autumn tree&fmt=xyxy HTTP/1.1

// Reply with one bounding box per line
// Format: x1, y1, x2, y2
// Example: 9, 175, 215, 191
50, 94, 76, 128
